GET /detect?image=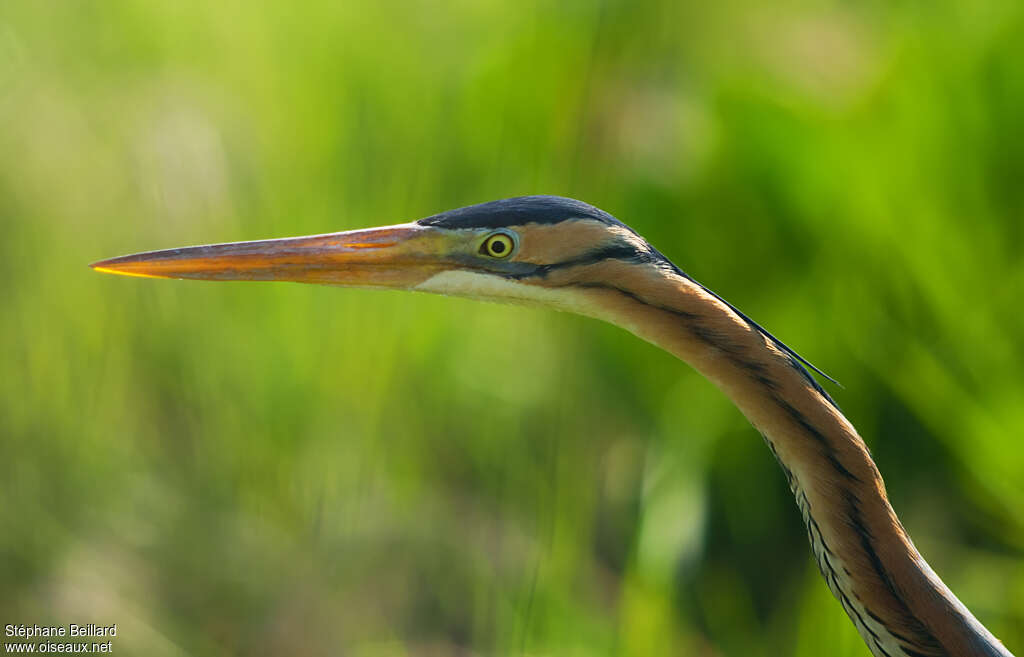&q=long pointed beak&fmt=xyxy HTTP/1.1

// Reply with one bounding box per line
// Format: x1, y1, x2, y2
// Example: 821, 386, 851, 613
90, 223, 450, 289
